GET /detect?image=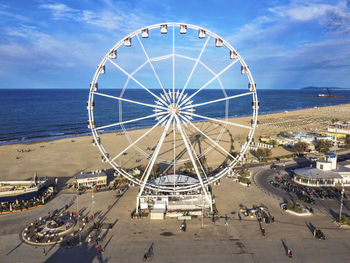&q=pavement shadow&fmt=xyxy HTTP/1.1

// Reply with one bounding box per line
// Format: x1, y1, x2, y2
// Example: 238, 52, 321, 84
329, 209, 338, 220
6, 240, 24, 256
143, 242, 154, 261
281, 239, 289, 255
44, 241, 99, 263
